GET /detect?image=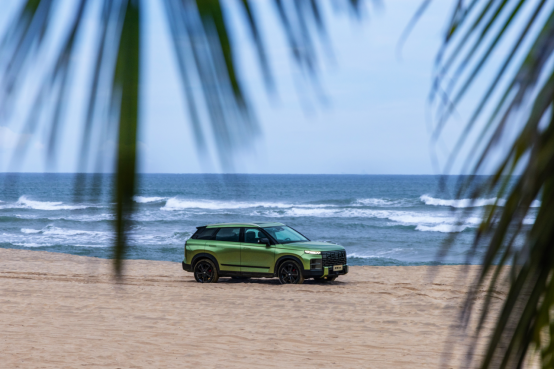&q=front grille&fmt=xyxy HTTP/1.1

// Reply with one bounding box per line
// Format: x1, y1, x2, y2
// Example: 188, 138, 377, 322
321, 250, 347, 267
